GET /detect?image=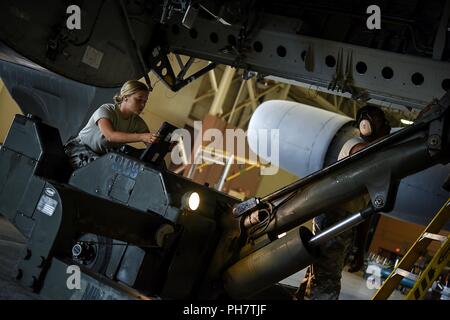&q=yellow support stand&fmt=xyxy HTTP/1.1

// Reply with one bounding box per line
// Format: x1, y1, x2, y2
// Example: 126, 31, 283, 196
406, 233, 449, 300
372, 198, 450, 300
